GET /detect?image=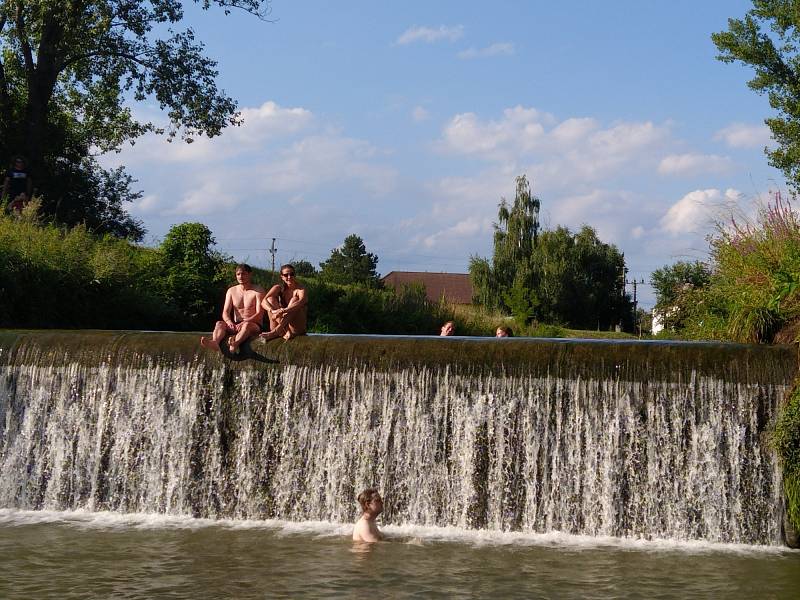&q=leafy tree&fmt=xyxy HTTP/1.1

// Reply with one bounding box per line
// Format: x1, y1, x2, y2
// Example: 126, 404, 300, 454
650, 261, 712, 334
712, 2, 800, 188
471, 176, 631, 329
293, 259, 317, 277
651, 260, 711, 309
158, 222, 229, 326
0, 0, 271, 237
530, 225, 631, 329
319, 234, 381, 287
492, 174, 540, 293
